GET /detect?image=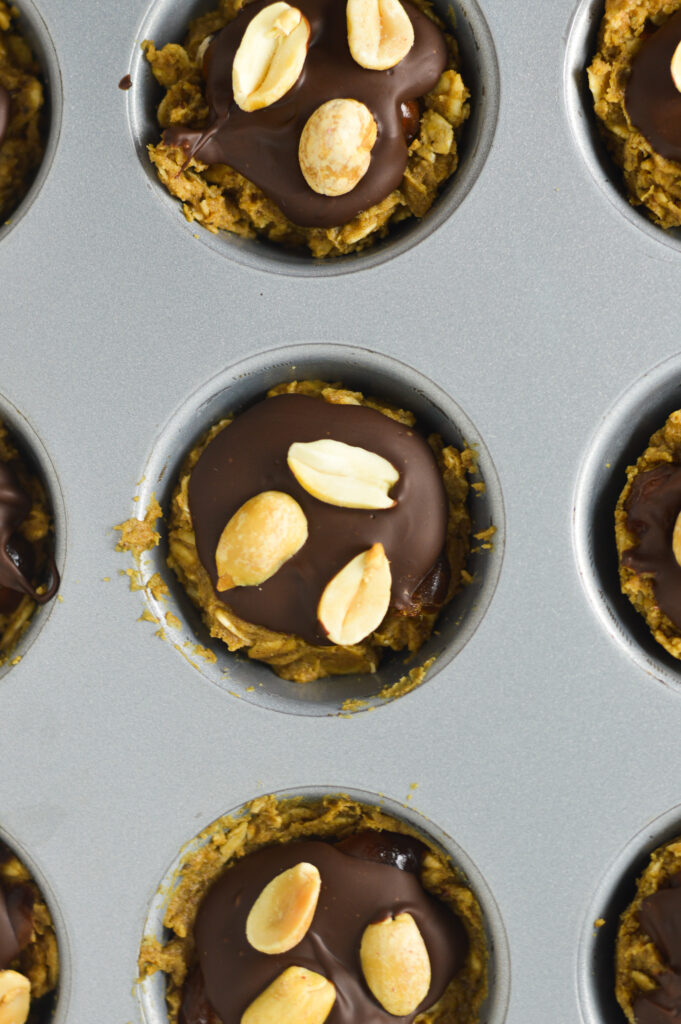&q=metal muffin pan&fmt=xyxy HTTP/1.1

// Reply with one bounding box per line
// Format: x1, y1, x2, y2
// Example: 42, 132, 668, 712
4, 0, 681, 1020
